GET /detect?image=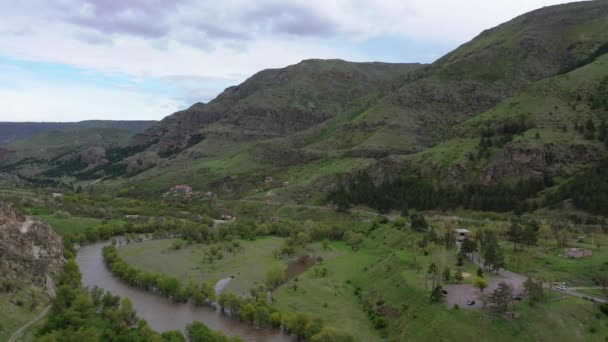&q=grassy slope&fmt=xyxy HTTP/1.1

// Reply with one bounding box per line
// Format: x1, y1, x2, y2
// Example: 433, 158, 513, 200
118, 237, 286, 295
409, 54, 608, 183
0, 290, 48, 341
272, 241, 380, 341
